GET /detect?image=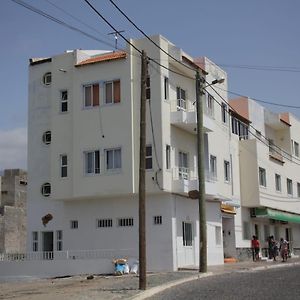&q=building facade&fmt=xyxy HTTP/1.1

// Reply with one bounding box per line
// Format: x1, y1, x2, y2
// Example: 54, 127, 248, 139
230, 97, 300, 259
0, 169, 27, 254
27, 35, 241, 271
